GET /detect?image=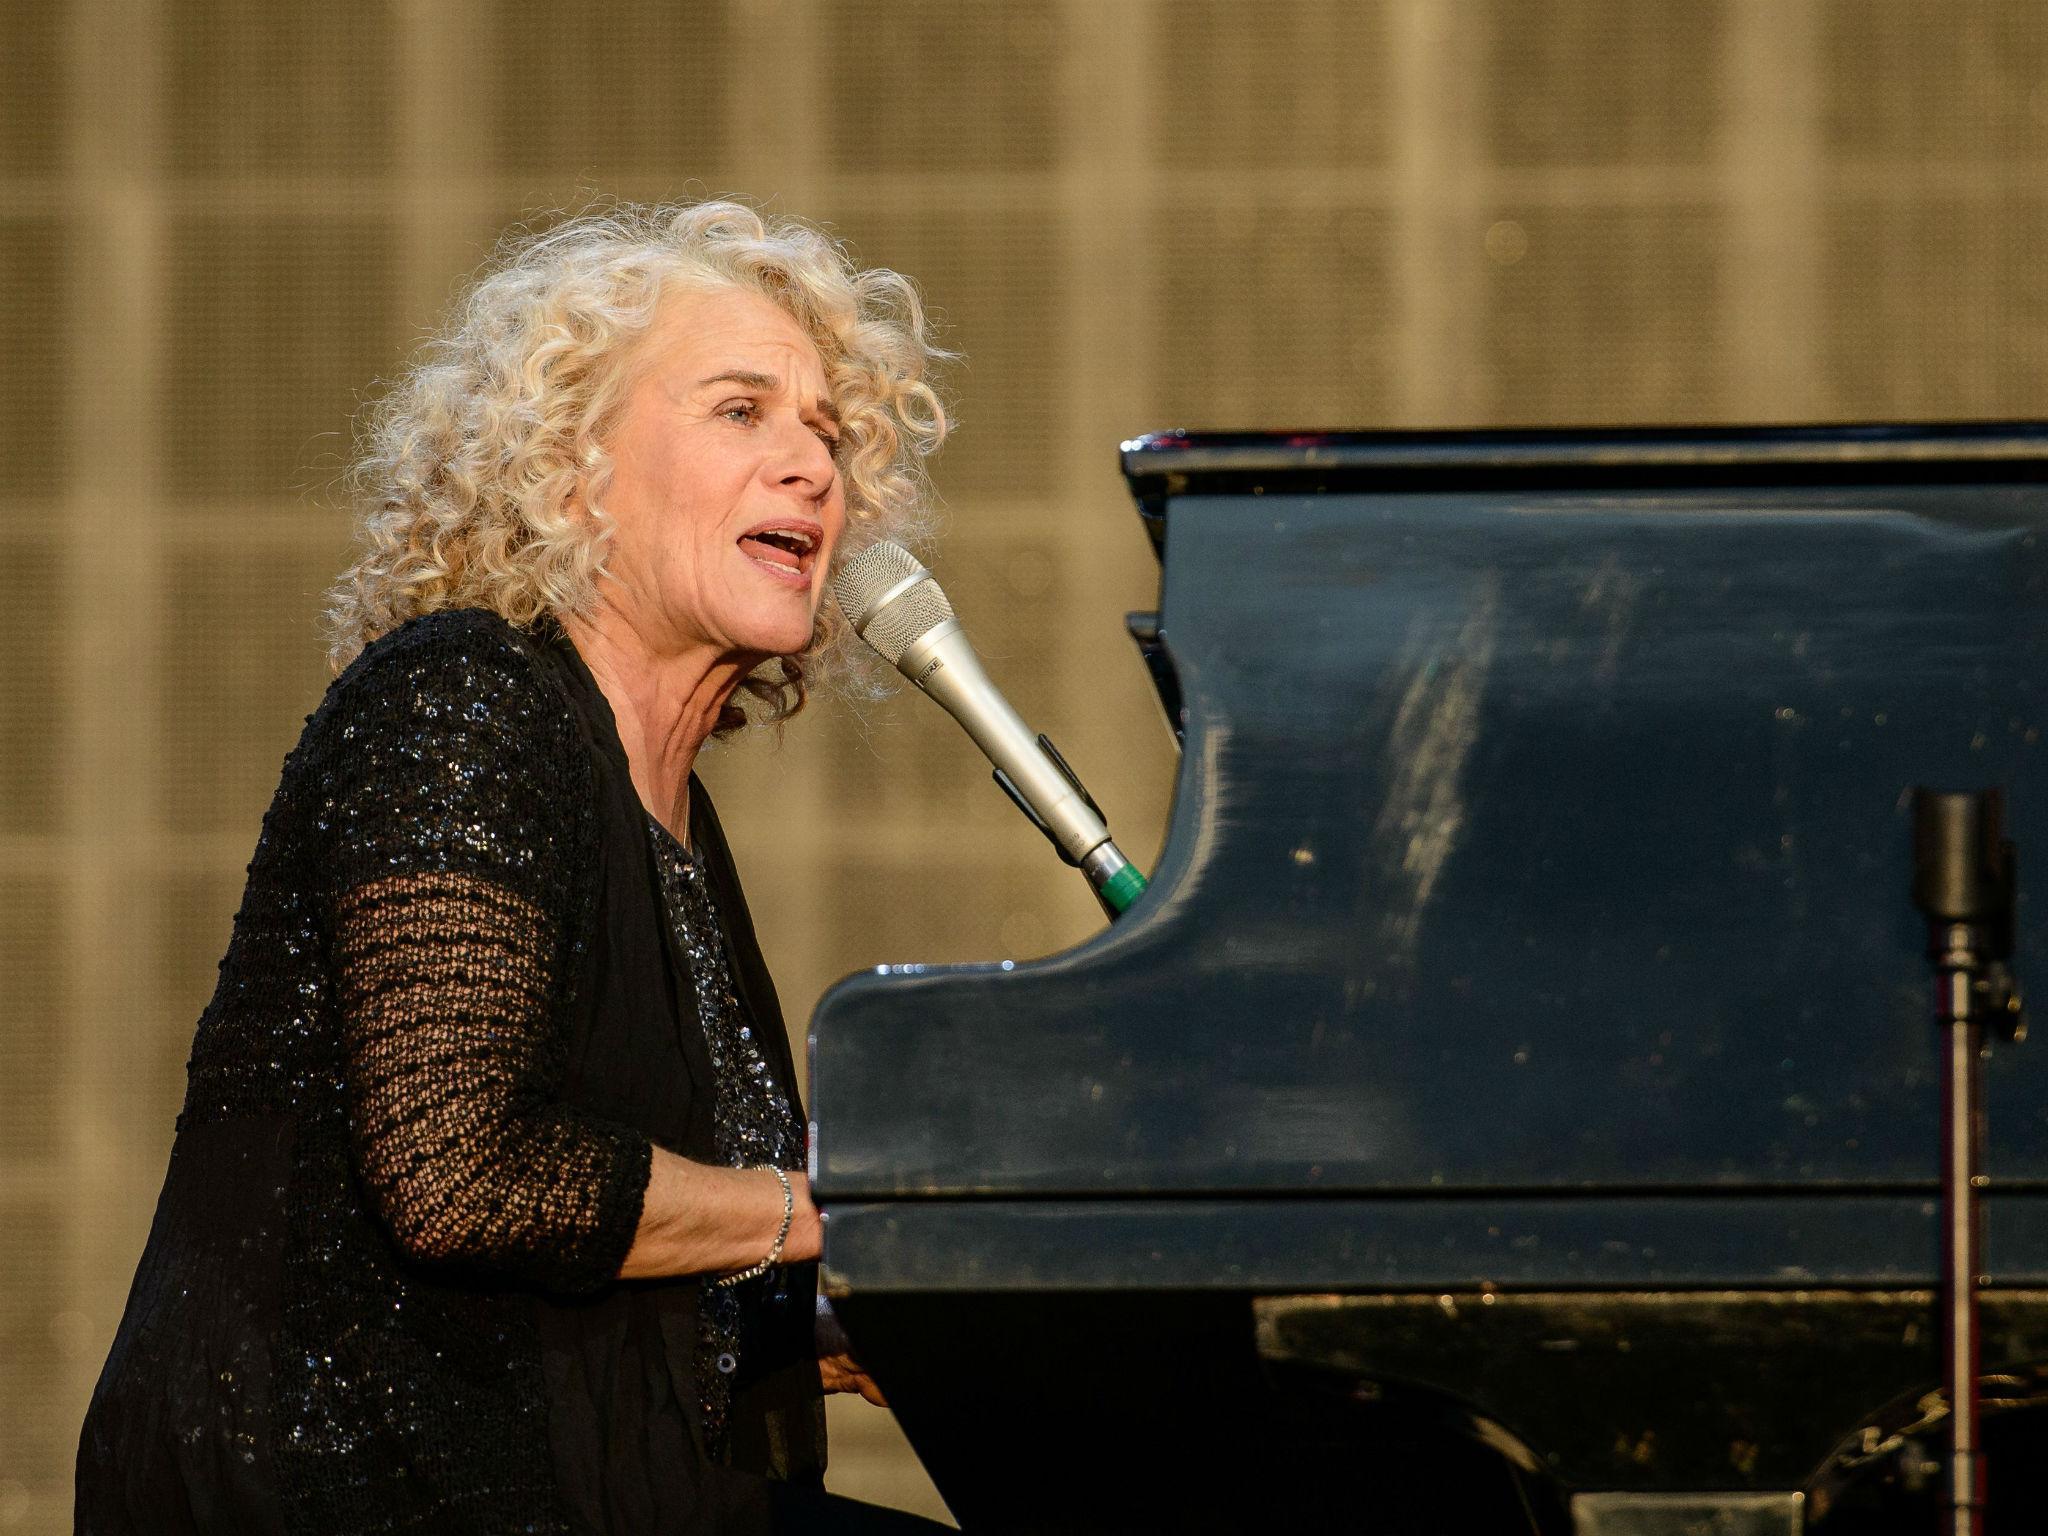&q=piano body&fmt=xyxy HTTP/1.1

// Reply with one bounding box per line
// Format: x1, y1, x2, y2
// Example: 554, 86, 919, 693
809, 426, 2048, 1534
